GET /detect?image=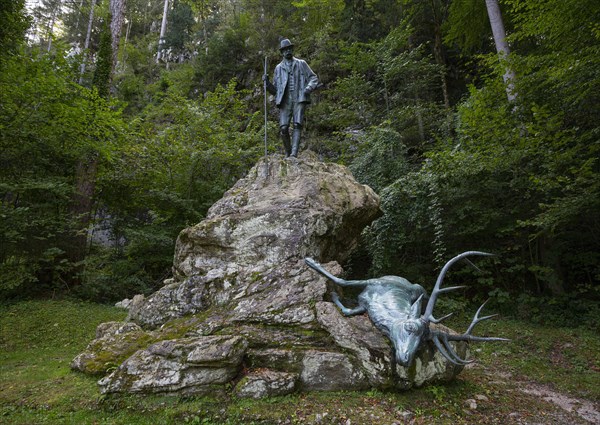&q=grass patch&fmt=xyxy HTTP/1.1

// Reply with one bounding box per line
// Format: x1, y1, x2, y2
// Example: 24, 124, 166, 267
445, 314, 600, 401
1, 300, 599, 424
0, 300, 125, 423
